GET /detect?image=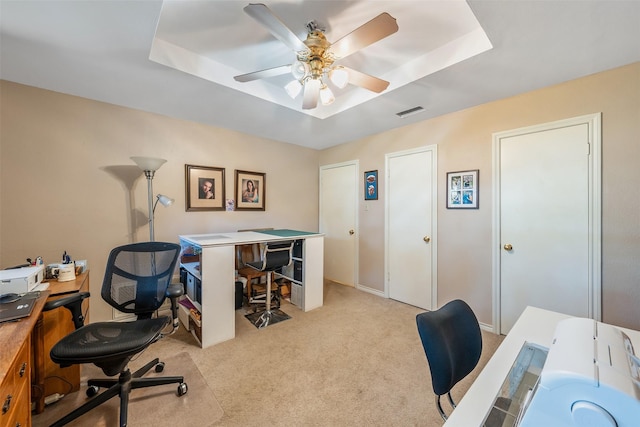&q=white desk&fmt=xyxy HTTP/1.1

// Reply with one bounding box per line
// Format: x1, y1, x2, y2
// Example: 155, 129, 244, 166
444, 307, 571, 426
178, 230, 324, 348
445, 307, 640, 426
